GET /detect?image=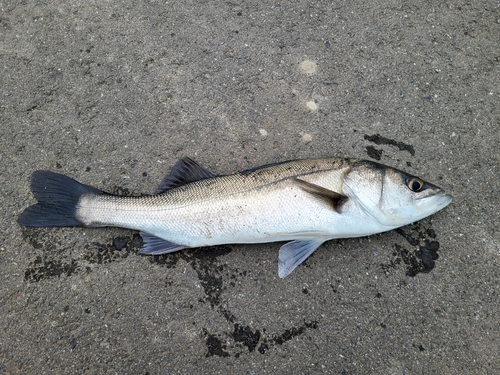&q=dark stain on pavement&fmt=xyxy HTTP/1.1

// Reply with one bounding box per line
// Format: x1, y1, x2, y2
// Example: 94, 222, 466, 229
364, 134, 415, 156
83, 233, 141, 264
204, 329, 230, 357
150, 245, 319, 357
21, 227, 142, 281
232, 323, 261, 353
366, 145, 383, 160
381, 223, 441, 276
24, 255, 79, 282
22, 227, 79, 282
